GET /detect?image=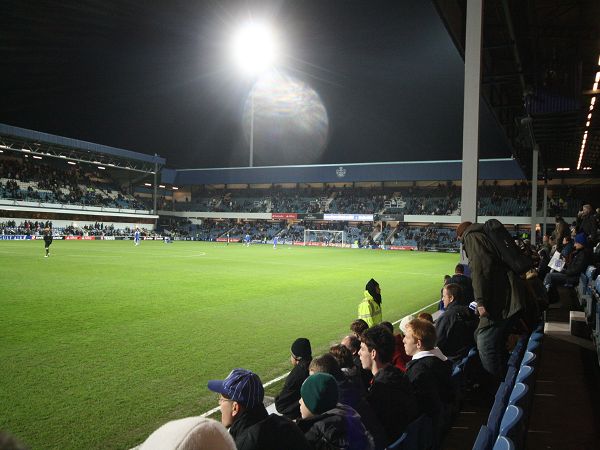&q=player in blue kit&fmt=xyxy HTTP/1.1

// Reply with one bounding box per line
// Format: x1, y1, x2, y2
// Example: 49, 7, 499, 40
273, 236, 278, 249
134, 227, 141, 246
244, 233, 251, 247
